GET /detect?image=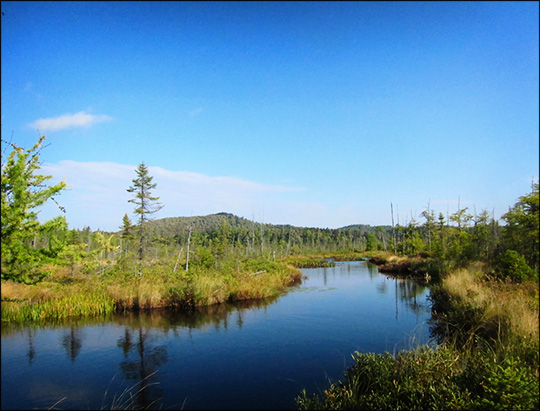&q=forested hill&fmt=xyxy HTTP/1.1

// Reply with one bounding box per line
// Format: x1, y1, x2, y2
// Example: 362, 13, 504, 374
144, 212, 262, 238
142, 212, 390, 249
